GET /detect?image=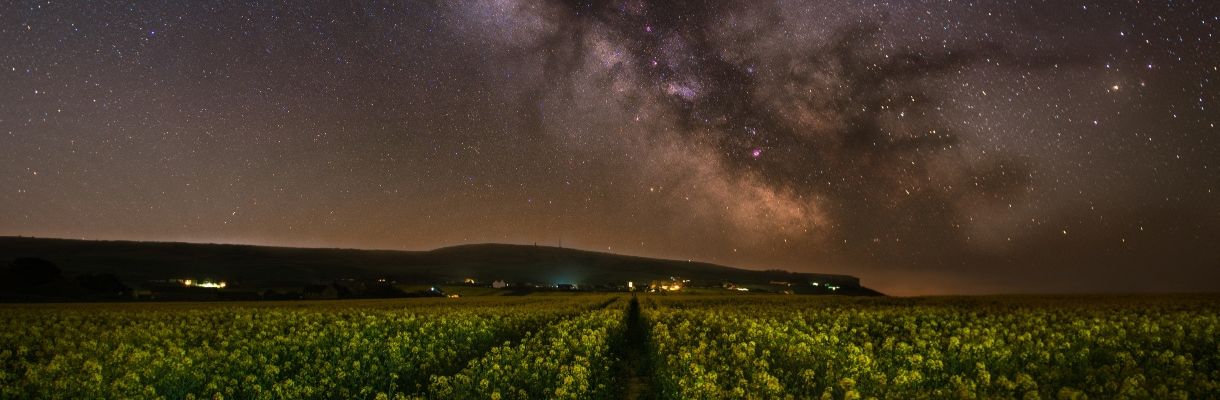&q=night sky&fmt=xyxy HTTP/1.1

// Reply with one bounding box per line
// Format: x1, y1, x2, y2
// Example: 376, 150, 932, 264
2, 0, 1217, 295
